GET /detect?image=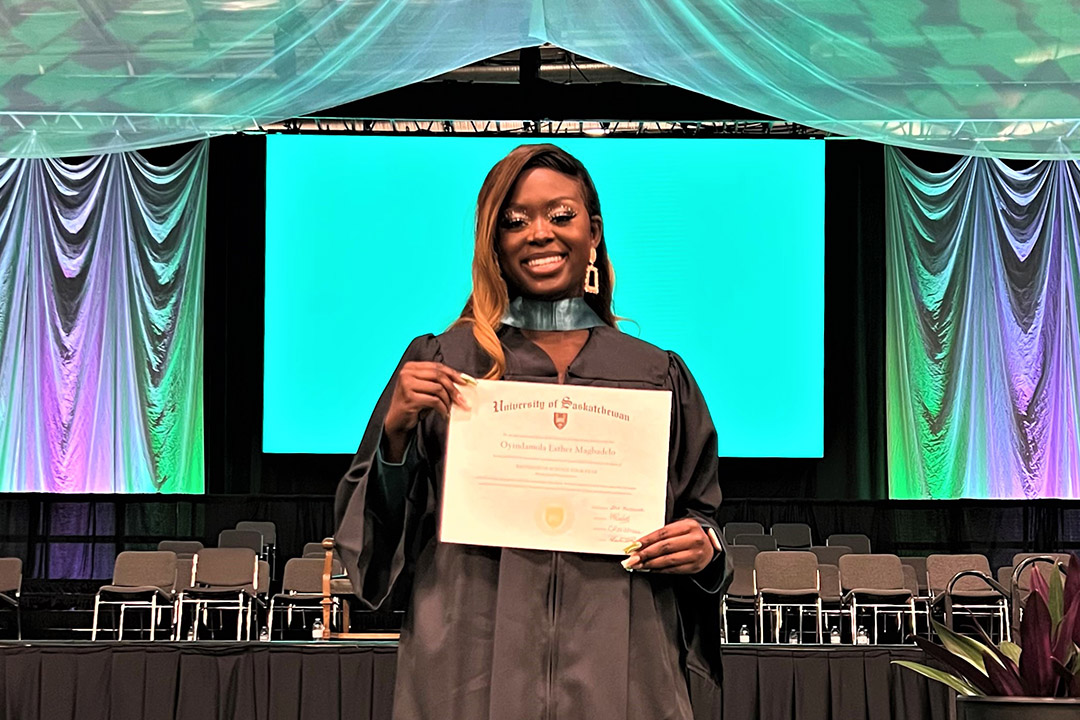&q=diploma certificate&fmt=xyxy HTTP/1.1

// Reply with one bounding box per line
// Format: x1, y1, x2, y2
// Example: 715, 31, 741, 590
440, 380, 672, 555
